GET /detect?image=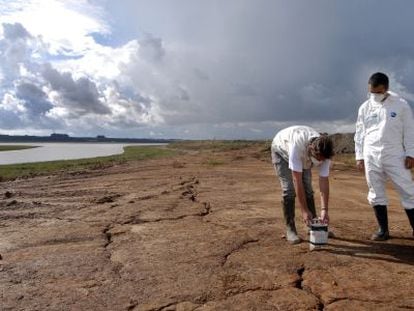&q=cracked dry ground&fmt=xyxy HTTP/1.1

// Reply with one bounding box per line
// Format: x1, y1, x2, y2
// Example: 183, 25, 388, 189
1, 147, 414, 311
